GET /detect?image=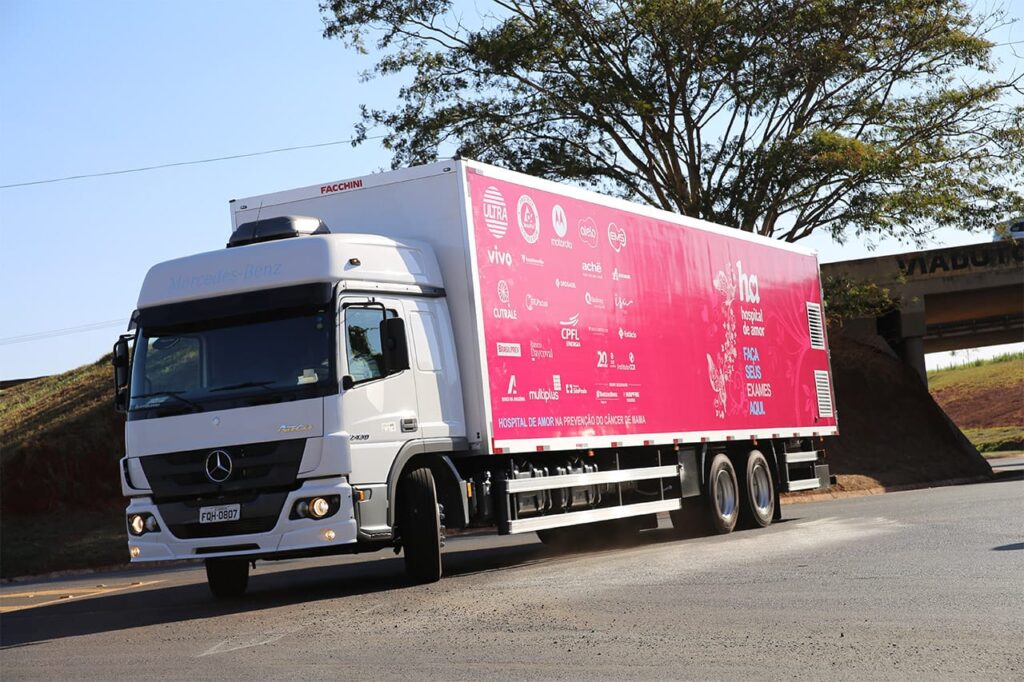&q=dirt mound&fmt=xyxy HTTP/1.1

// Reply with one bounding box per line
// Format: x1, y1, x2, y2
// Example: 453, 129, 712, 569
928, 357, 1023, 430
823, 334, 992, 488
1, 356, 126, 517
